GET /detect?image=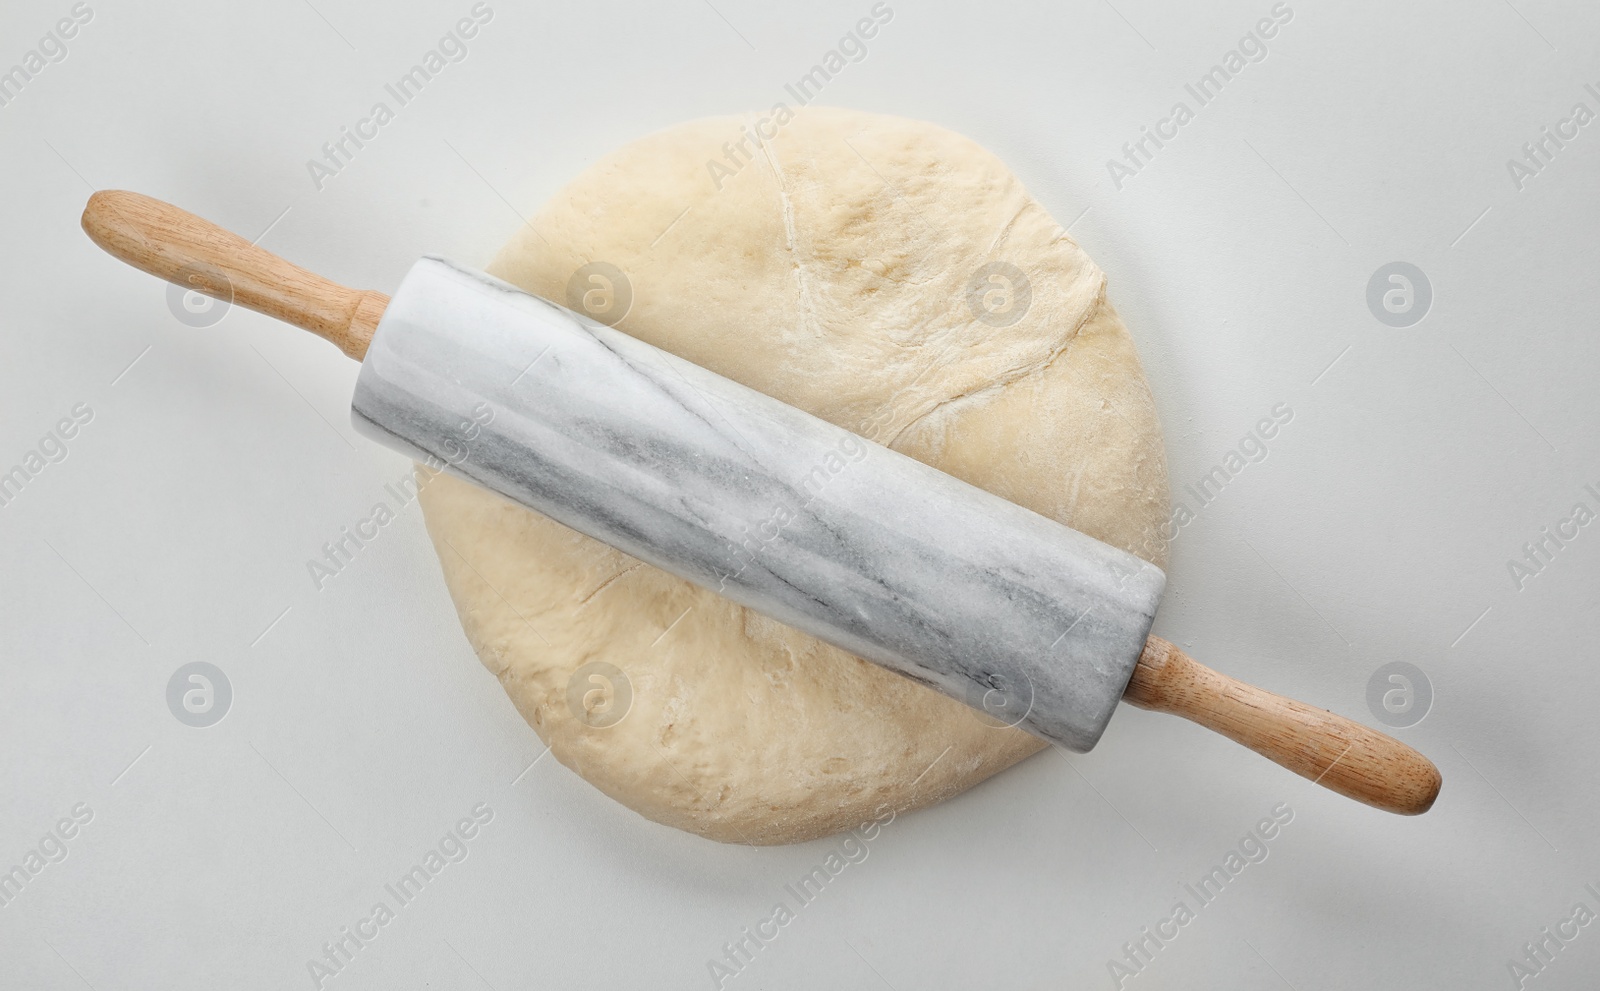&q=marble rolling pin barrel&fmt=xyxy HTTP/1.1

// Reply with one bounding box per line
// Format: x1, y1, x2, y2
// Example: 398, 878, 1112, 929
81, 190, 1442, 816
